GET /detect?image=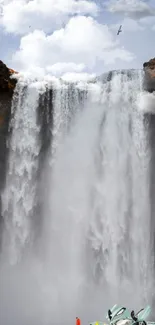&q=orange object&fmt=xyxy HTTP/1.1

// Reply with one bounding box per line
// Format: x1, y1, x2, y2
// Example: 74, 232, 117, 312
76, 317, 81, 325
9, 68, 18, 75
